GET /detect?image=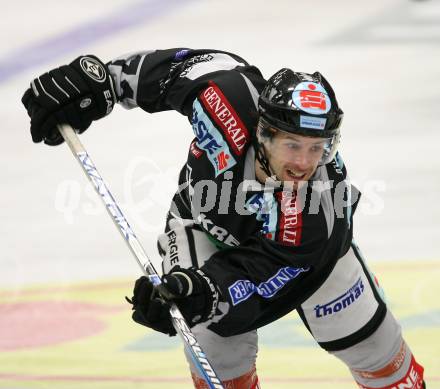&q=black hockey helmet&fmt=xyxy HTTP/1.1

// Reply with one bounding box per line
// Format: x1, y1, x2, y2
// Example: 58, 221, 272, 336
258, 68, 343, 137
255, 69, 344, 170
